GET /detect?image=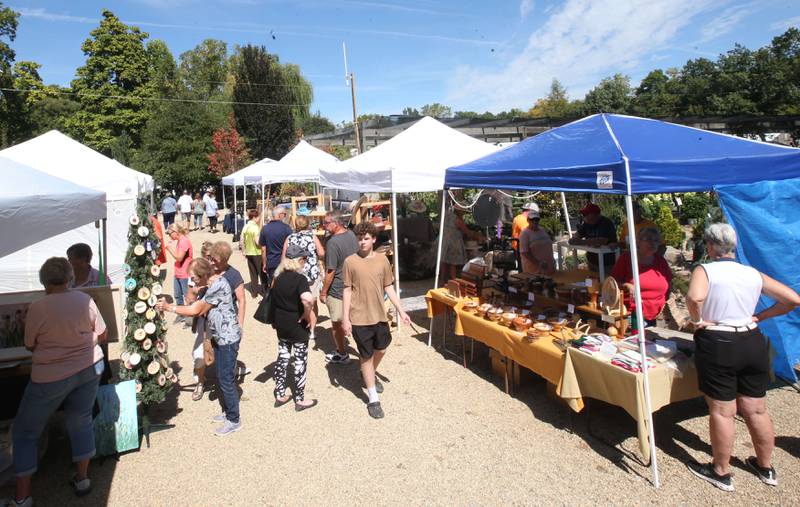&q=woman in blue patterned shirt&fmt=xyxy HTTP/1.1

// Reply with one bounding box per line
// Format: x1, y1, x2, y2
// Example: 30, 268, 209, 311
158, 258, 242, 437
